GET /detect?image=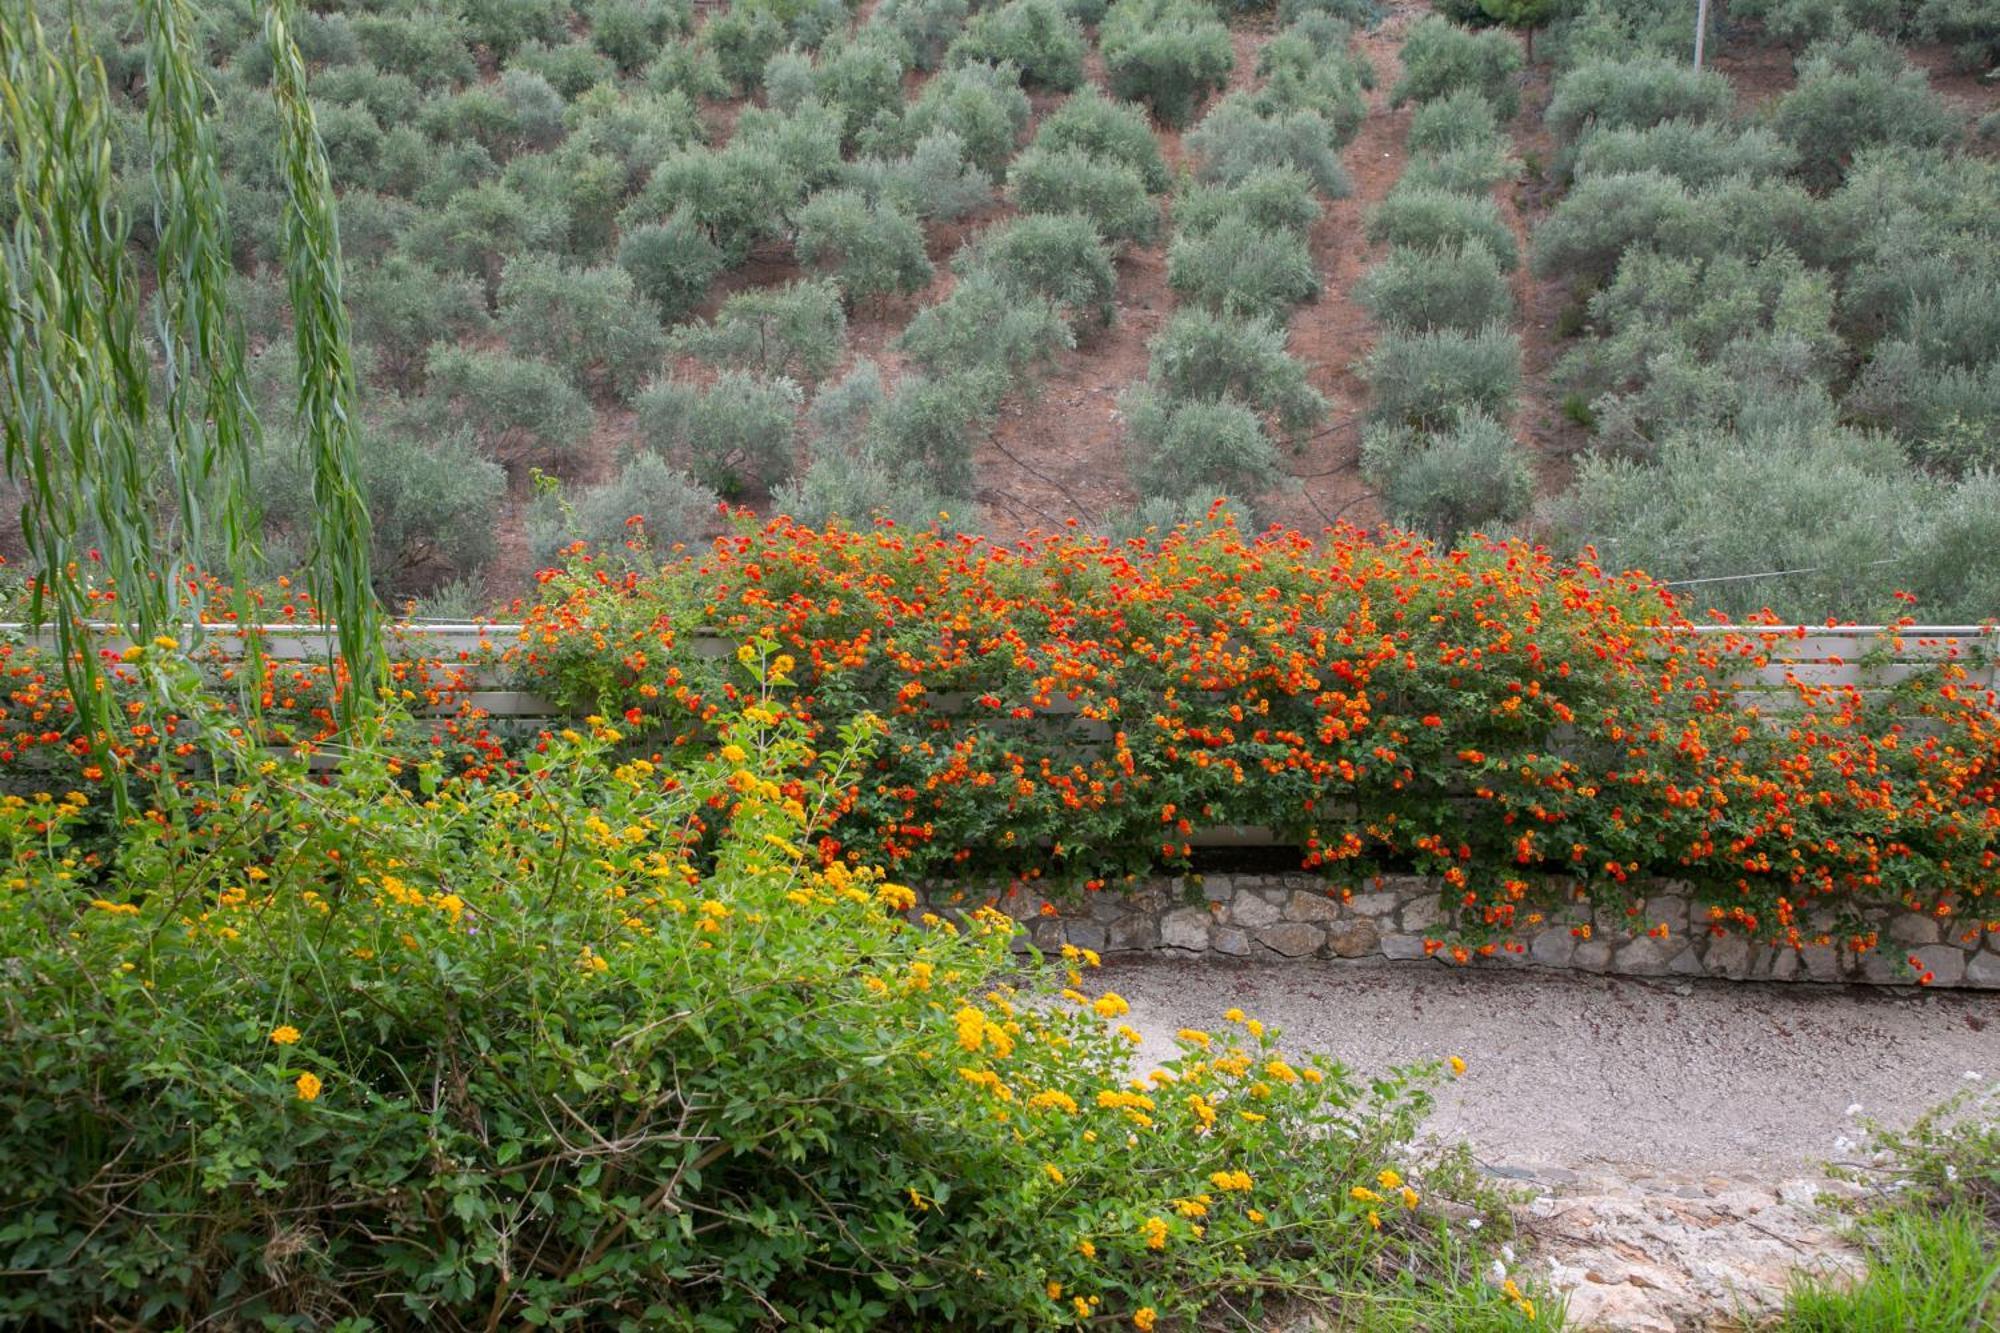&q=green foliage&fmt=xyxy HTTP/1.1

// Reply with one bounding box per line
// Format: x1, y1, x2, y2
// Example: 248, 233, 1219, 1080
516, 37, 619, 99
947, 0, 1088, 91
1913, 0, 2000, 70
590, 0, 691, 73
624, 142, 803, 265
1032, 87, 1172, 192
644, 36, 731, 100
1126, 394, 1289, 503
1528, 169, 1686, 285
768, 36, 913, 147
893, 60, 1034, 175
1779, 1207, 1999, 1331
846, 129, 995, 220
1168, 223, 1321, 321
1358, 243, 1514, 334
1571, 120, 1798, 186
637, 369, 803, 493
497, 254, 669, 398
964, 213, 1119, 328
457, 0, 571, 62
774, 449, 971, 529
672, 279, 848, 383
261, 422, 507, 598
1362, 412, 1534, 544
1401, 142, 1520, 194
0, 702, 1496, 1329
1007, 146, 1162, 246
564, 83, 707, 188
1176, 169, 1322, 236
1100, 0, 1236, 129
352, 11, 478, 89
869, 0, 970, 69
1771, 35, 1957, 190
401, 179, 560, 298
1143, 308, 1329, 439
1368, 186, 1517, 270
1364, 325, 1522, 429
702, 2, 788, 94
1392, 17, 1523, 119
529, 451, 721, 565
1187, 97, 1351, 196
1849, 340, 2000, 473
897, 269, 1075, 383
795, 188, 935, 303
1248, 30, 1368, 142
1551, 421, 1927, 621
1278, 0, 1379, 23
1544, 55, 1734, 151
424, 343, 594, 468
871, 371, 989, 494
347, 256, 492, 392
617, 213, 726, 322
732, 99, 846, 193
